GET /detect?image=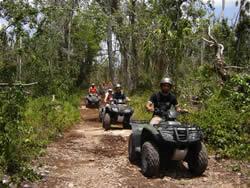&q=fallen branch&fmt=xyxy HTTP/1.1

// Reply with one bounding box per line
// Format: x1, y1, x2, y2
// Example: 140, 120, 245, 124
0, 82, 38, 87
225, 66, 250, 70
